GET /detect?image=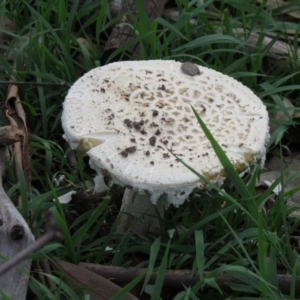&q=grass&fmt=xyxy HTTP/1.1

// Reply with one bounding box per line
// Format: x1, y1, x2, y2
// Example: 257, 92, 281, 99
1, 0, 300, 299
